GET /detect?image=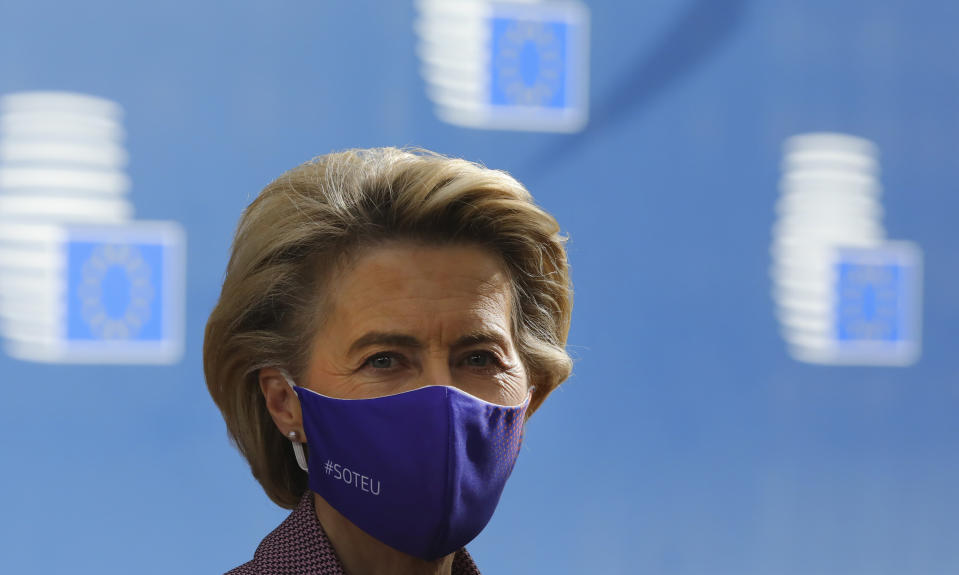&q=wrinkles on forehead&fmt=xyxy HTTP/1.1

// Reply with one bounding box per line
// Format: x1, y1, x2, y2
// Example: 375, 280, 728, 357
327, 243, 511, 345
